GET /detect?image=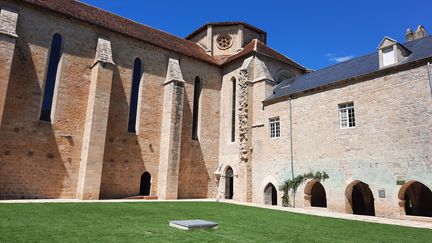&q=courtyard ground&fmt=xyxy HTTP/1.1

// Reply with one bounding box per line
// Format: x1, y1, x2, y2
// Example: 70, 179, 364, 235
0, 201, 431, 242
